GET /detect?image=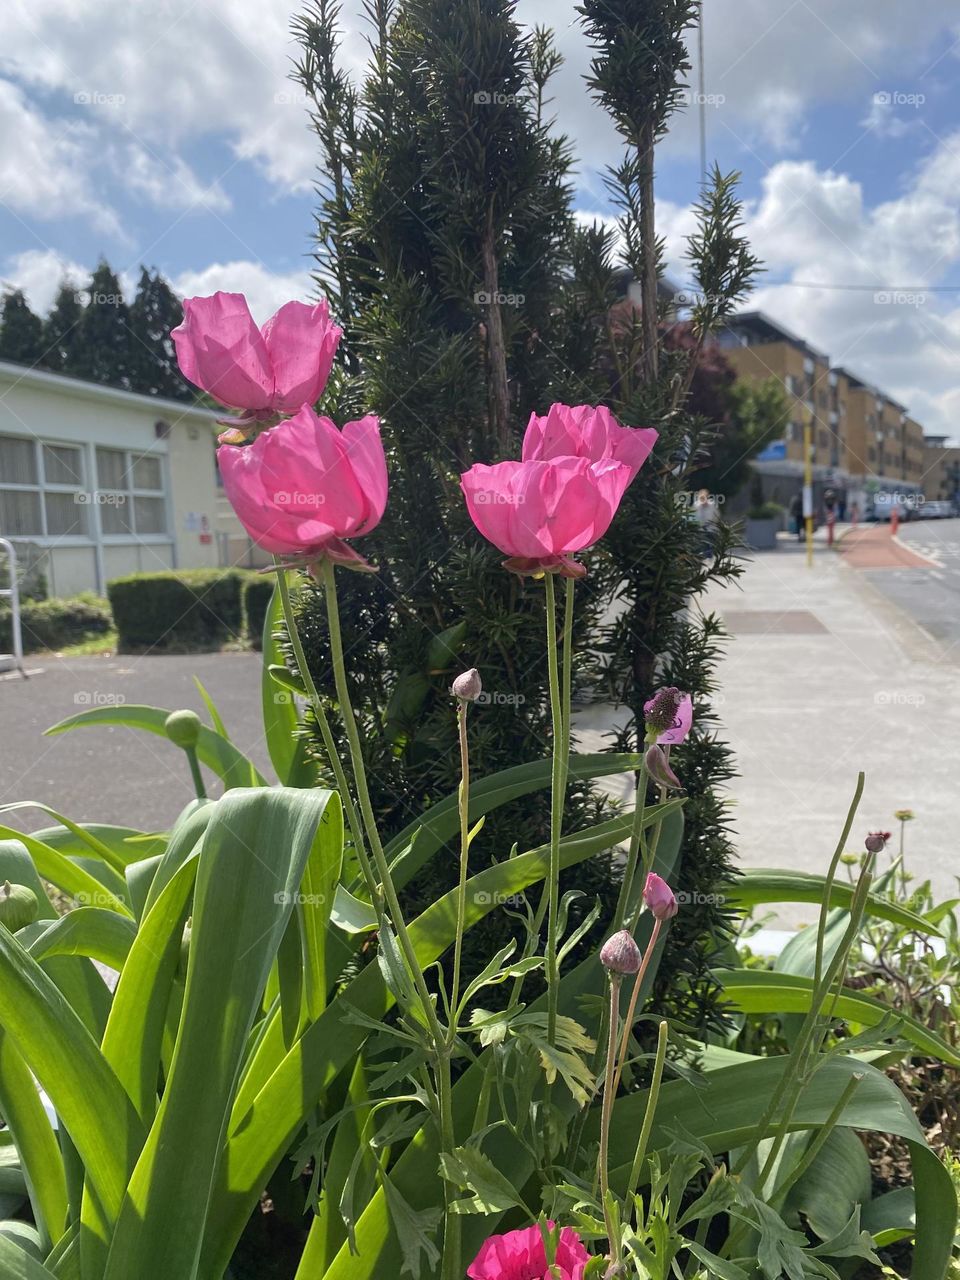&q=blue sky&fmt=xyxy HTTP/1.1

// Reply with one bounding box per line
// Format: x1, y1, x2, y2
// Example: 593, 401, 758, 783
3, 0, 960, 433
